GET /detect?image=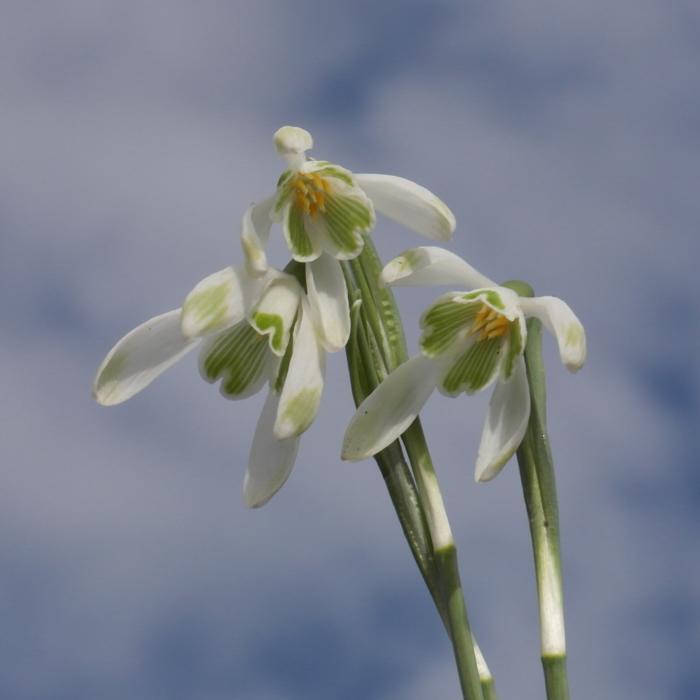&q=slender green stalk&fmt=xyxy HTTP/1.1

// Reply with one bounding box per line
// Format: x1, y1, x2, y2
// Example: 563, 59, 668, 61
354, 239, 409, 366
344, 269, 447, 627
506, 279, 570, 700
403, 421, 485, 700
474, 642, 498, 700
374, 443, 449, 628
344, 244, 493, 699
